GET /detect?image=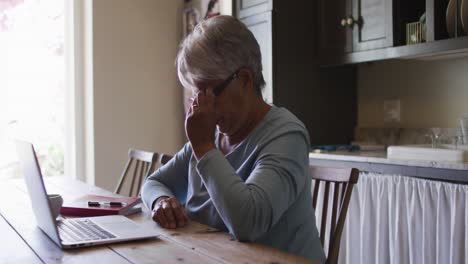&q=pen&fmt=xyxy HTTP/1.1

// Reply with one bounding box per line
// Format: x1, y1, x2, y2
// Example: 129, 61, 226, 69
87, 201, 127, 207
